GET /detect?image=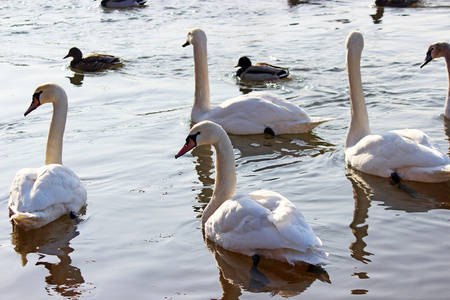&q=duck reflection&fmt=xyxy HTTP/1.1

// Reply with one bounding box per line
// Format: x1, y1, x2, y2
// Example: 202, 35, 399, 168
370, 6, 384, 24
66, 73, 85, 86
10, 216, 86, 298
346, 168, 450, 263
205, 238, 330, 299
190, 132, 334, 212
